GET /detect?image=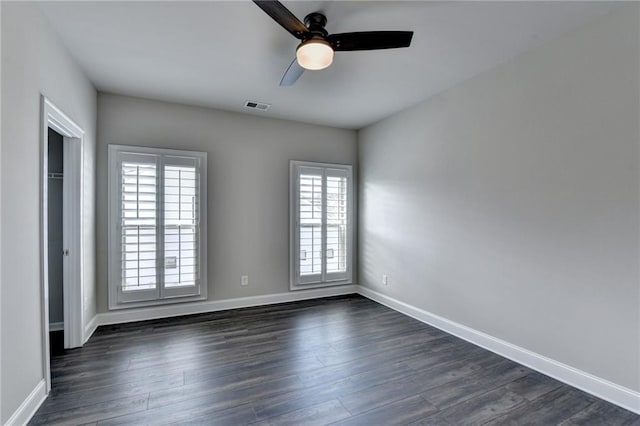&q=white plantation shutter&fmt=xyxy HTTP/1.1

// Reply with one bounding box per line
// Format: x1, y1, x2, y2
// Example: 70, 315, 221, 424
325, 169, 349, 280
118, 153, 159, 302
291, 161, 352, 290
298, 167, 323, 284
109, 145, 207, 308
162, 157, 201, 298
